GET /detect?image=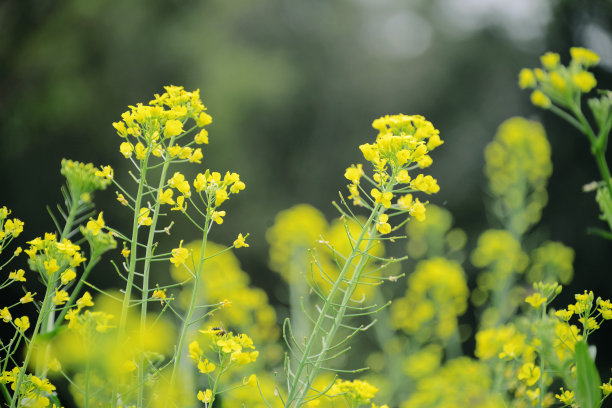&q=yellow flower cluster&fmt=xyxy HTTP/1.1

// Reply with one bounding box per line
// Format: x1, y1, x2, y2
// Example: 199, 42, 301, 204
401, 358, 505, 408
471, 230, 528, 279
188, 329, 260, 406
0, 368, 60, 408
0, 206, 24, 247
113, 85, 211, 164
474, 322, 553, 407
200, 328, 259, 366
327, 378, 380, 406
60, 159, 112, 202
484, 118, 552, 234
266, 204, 329, 282
24, 233, 86, 281
554, 290, 612, 338
345, 114, 442, 227
527, 241, 574, 285
391, 257, 468, 341
519, 47, 599, 109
